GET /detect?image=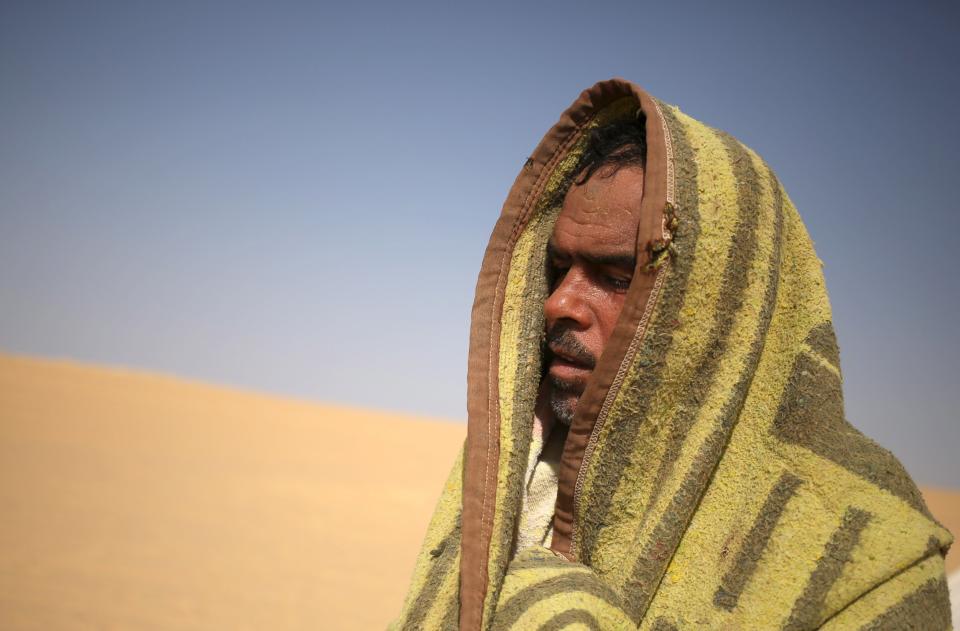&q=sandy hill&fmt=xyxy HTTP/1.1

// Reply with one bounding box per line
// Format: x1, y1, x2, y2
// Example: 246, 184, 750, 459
0, 354, 956, 630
